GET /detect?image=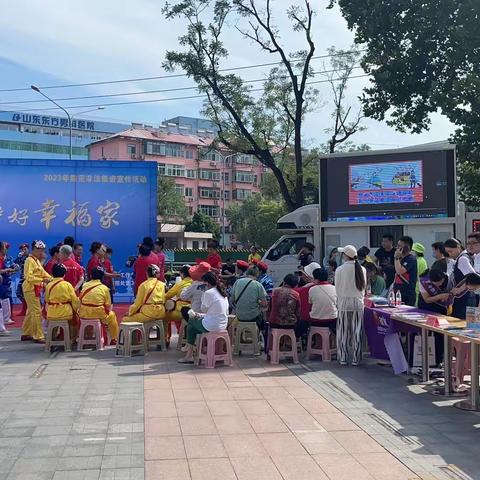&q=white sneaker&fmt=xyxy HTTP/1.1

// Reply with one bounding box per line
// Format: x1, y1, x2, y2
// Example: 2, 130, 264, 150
6, 319, 14, 325
0, 330, 10, 336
